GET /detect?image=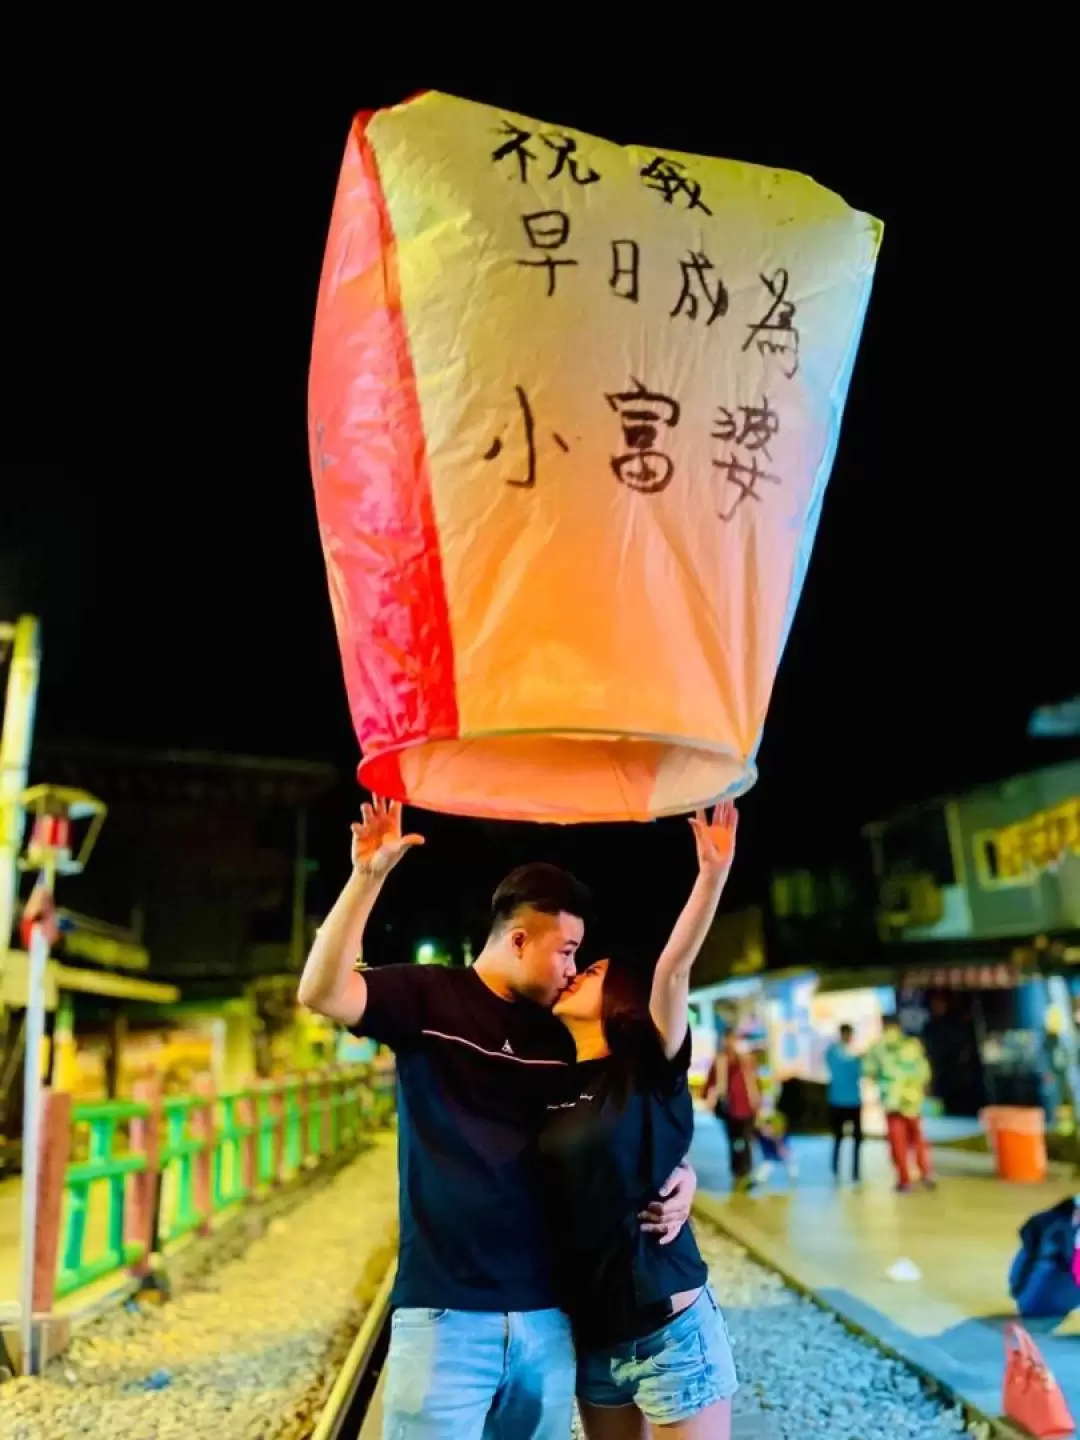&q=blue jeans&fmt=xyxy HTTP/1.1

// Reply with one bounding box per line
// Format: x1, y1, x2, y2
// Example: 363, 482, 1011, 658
577, 1286, 738, 1426
382, 1306, 576, 1439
